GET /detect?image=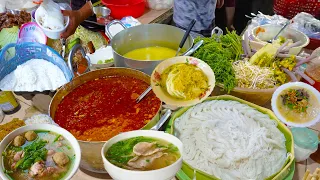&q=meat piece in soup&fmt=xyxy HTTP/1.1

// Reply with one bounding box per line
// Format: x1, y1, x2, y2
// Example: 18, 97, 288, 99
2, 131, 75, 180
105, 136, 180, 171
